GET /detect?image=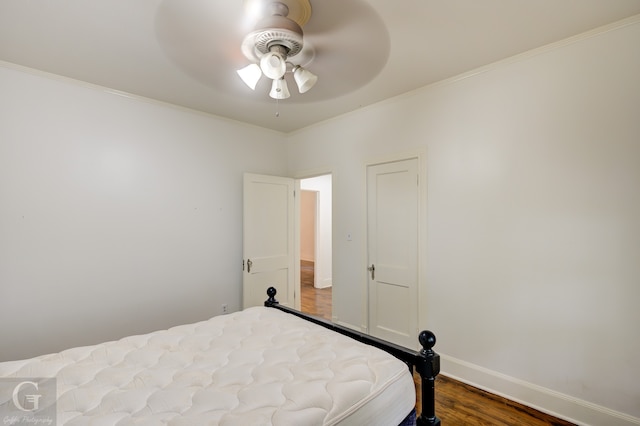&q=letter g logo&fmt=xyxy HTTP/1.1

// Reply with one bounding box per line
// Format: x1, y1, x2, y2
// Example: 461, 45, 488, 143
12, 381, 42, 412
